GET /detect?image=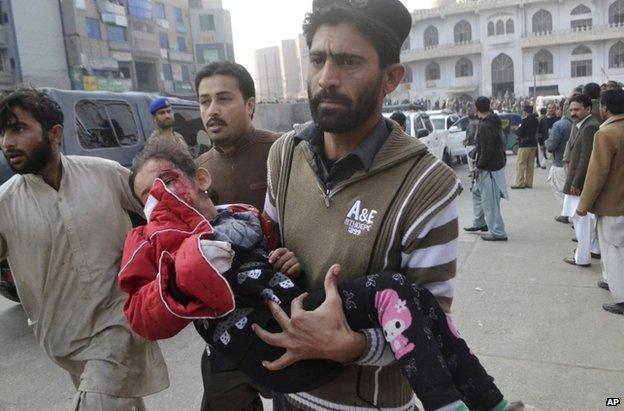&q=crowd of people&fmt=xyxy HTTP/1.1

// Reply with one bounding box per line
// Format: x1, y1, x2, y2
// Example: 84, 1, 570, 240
462, 81, 624, 316
385, 81, 624, 118
0, 0, 622, 411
